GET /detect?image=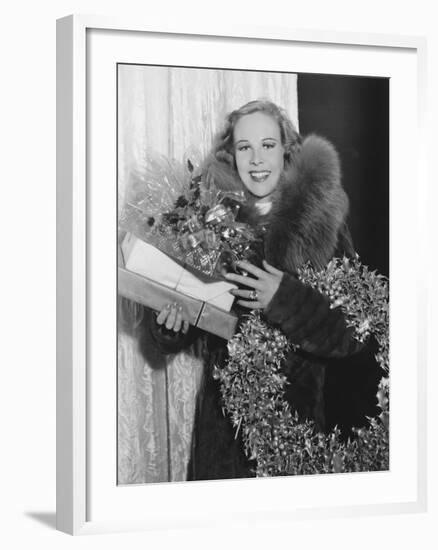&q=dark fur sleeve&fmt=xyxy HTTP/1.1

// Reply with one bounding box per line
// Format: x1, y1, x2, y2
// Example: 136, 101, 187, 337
147, 309, 200, 355
264, 273, 363, 358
